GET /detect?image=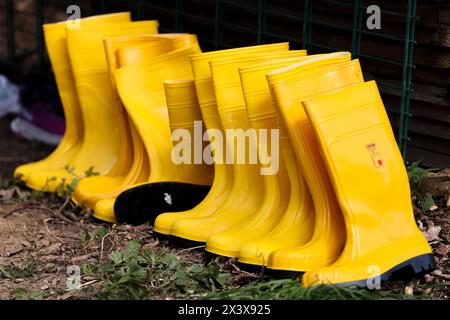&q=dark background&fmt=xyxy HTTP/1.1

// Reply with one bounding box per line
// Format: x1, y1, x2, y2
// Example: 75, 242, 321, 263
0, 0, 449, 168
